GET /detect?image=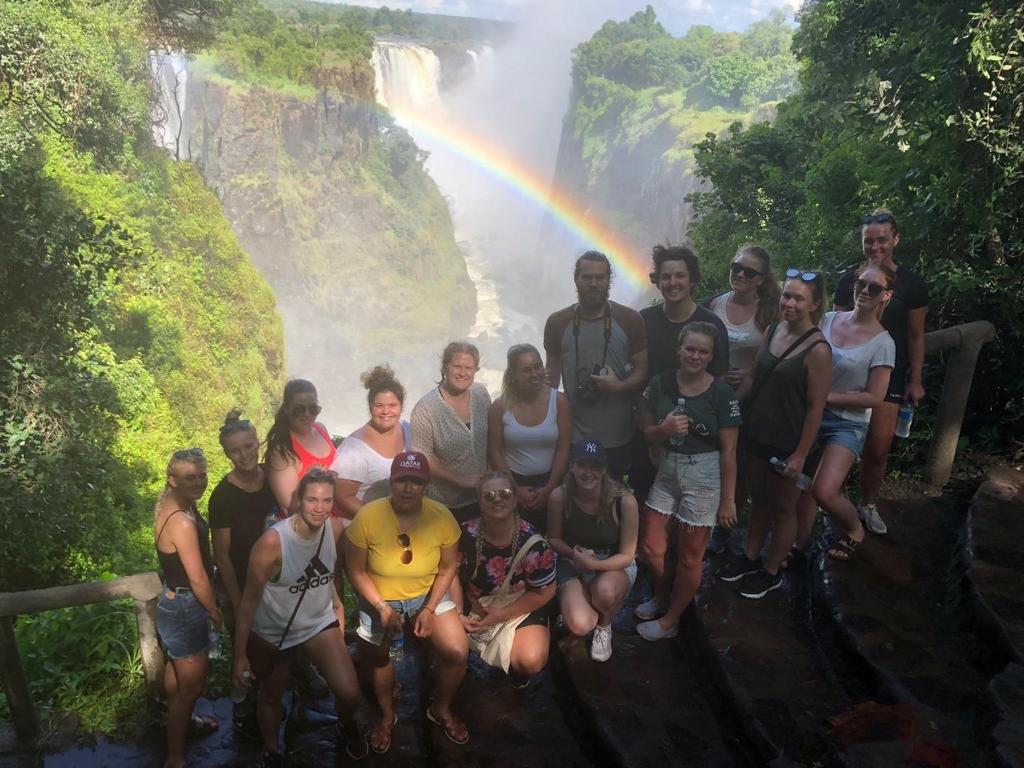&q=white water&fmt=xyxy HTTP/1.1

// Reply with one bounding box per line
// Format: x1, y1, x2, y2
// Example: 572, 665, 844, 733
371, 42, 444, 115
151, 52, 189, 160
